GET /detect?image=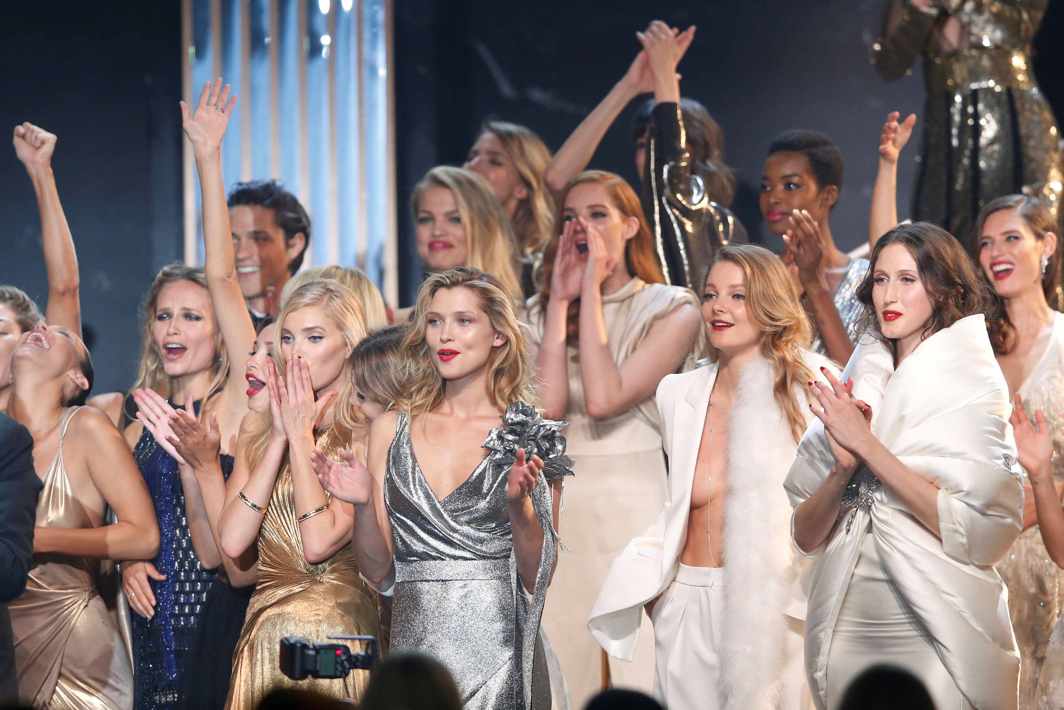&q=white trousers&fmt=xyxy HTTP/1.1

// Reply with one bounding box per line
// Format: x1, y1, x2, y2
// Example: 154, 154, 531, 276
651, 564, 724, 710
